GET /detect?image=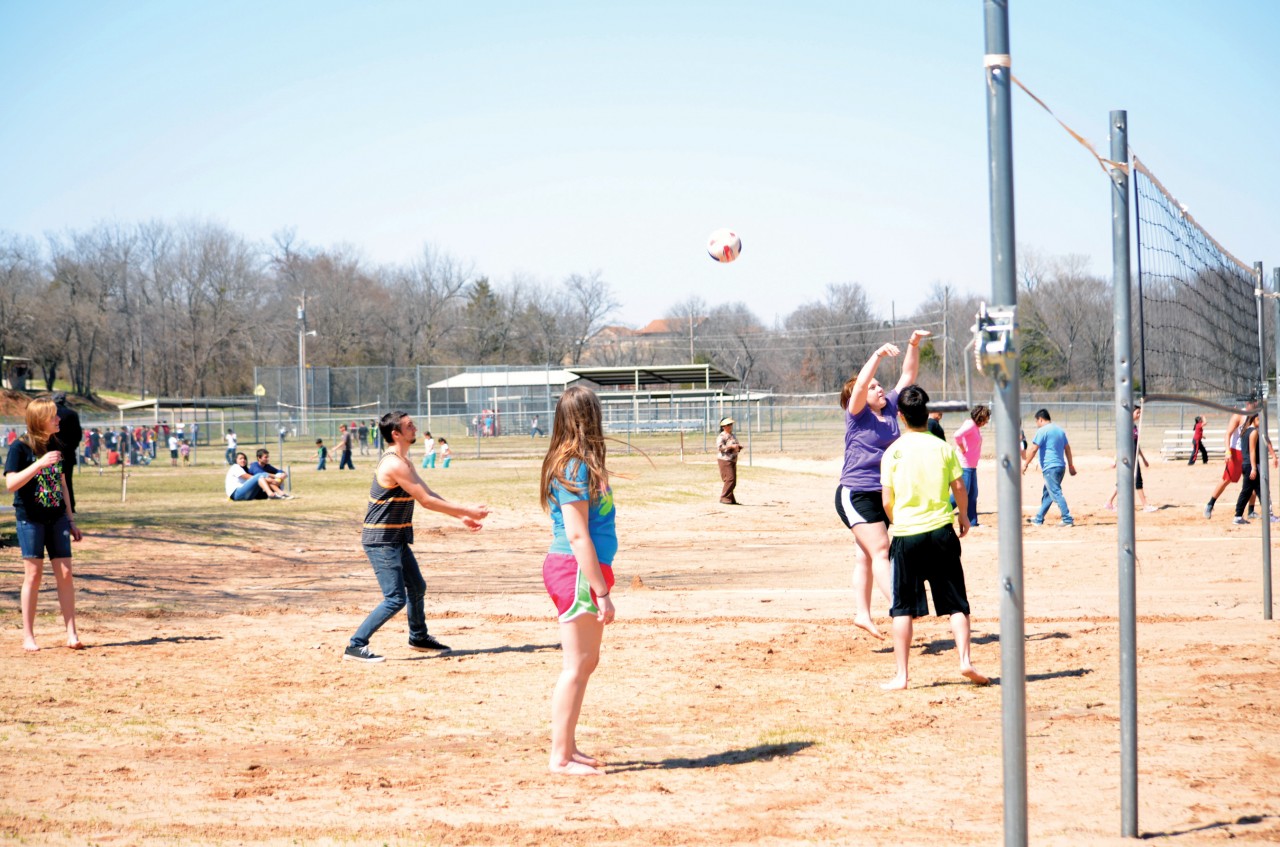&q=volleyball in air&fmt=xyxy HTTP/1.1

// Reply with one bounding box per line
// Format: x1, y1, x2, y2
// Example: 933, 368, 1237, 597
707, 228, 742, 263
